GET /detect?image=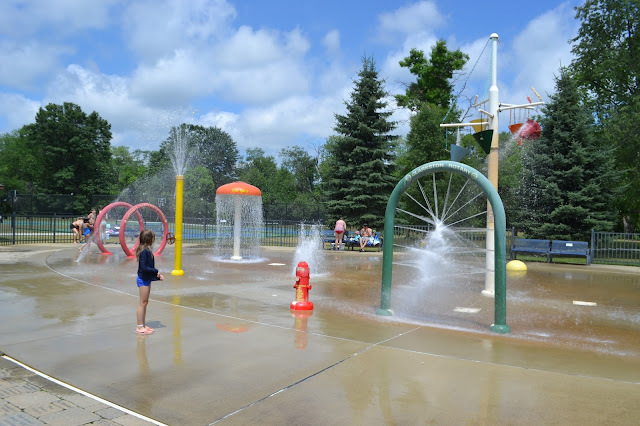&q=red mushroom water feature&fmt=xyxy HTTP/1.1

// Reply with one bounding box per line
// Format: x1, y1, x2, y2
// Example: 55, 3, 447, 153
215, 181, 263, 261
